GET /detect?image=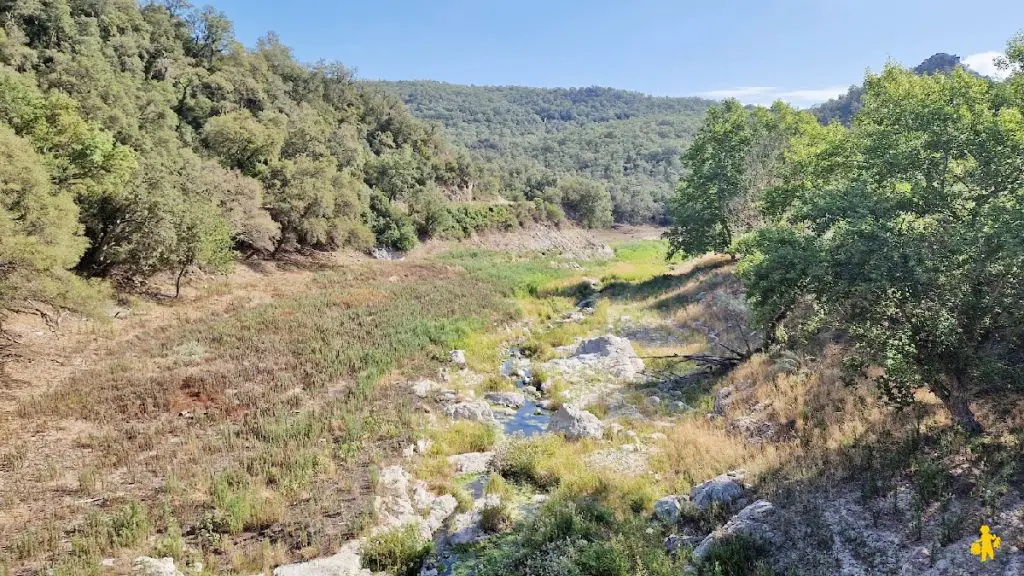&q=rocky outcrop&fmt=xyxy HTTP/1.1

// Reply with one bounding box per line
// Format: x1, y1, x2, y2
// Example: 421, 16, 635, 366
374, 466, 458, 540
443, 400, 497, 424
692, 500, 776, 560
541, 336, 646, 405
449, 350, 467, 367
690, 470, 746, 510
547, 404, 604, 440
